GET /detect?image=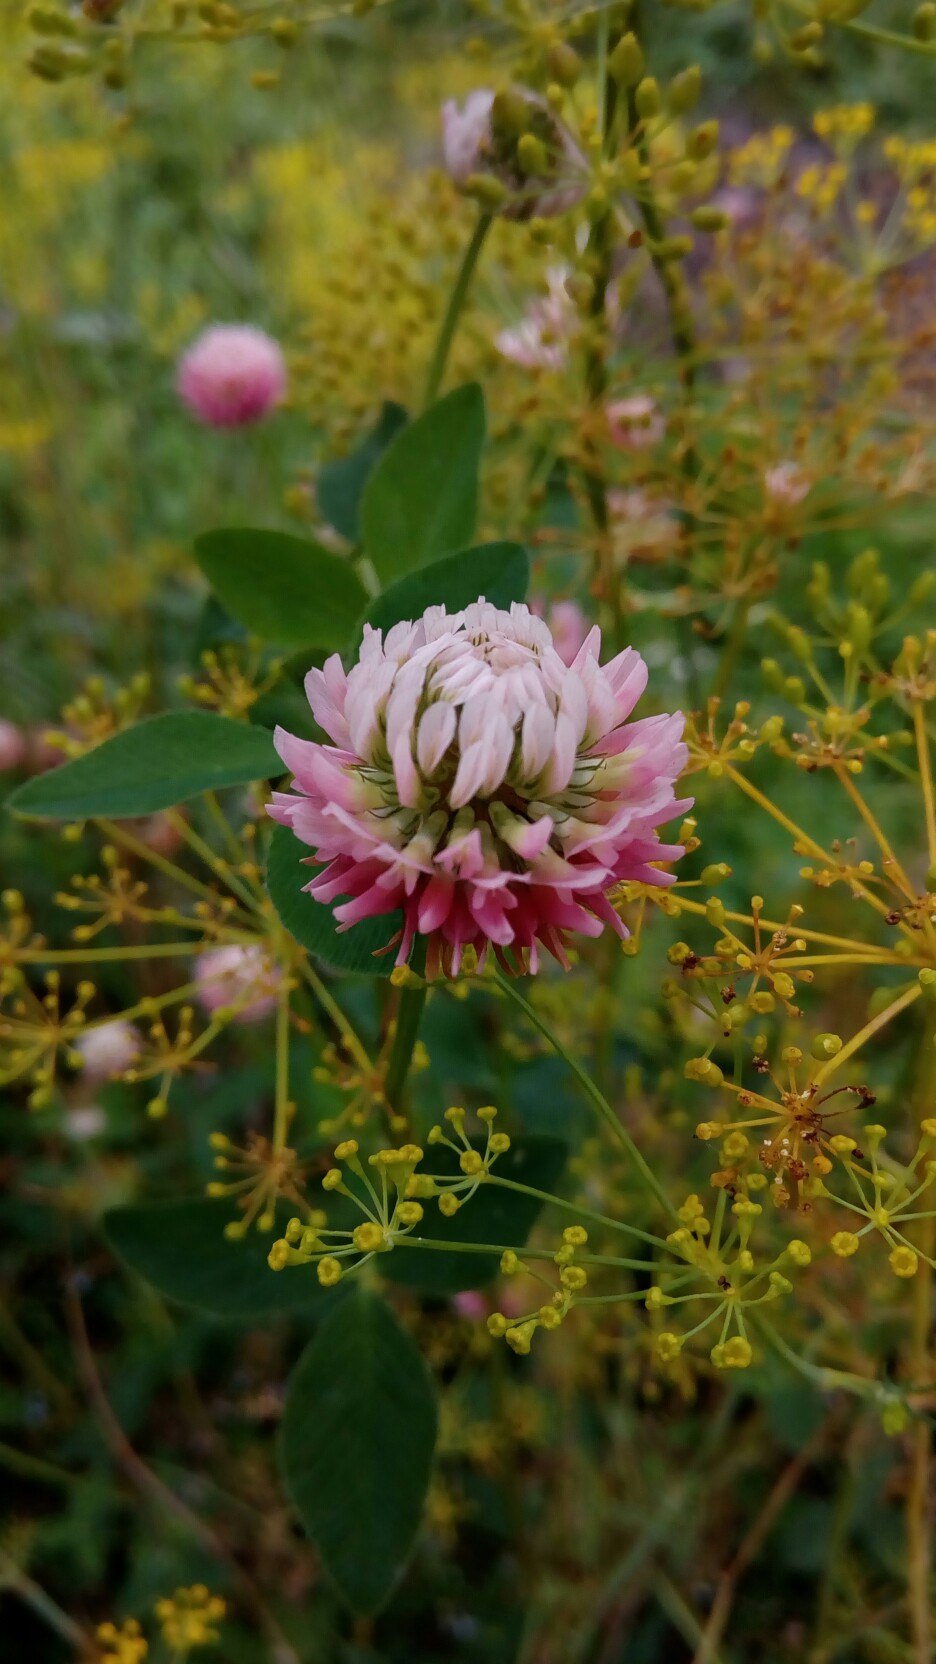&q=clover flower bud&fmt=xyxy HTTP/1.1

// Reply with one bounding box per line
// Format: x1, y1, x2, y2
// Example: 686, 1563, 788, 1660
442, 89, 586, 219
889, 1246, 919, 1278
